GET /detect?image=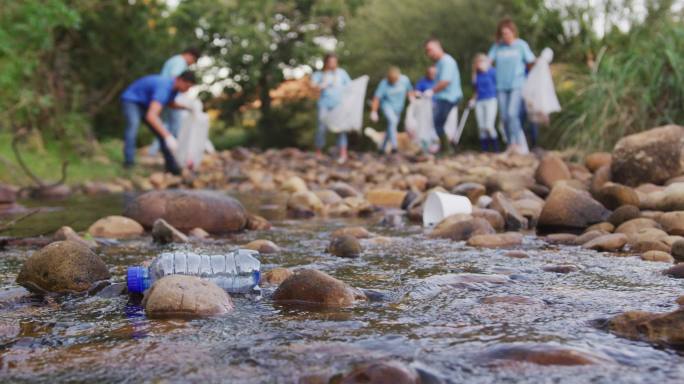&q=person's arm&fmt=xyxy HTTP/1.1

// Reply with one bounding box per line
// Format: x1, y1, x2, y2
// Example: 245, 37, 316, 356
145, 102, 170, 137
168, 101, 191, 110
371, 97, 380, 113
523, 41, 536, 70
433, 80, 450, 93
